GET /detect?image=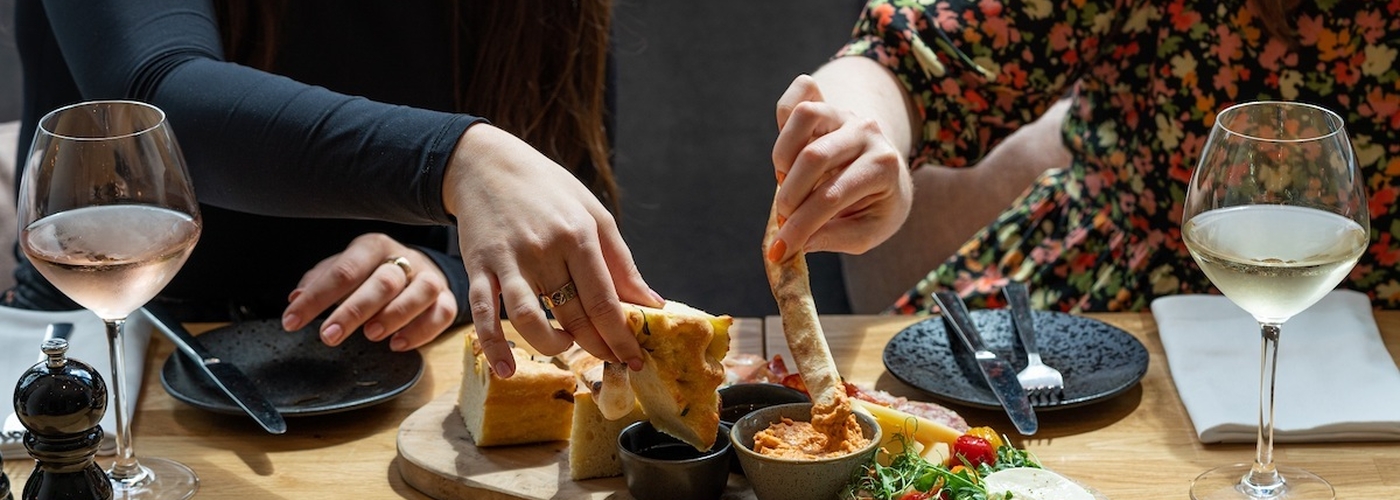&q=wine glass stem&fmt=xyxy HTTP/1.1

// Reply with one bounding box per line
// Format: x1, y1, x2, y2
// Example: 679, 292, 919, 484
1244, 321, 1285, 496
104, 317, 147, 484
